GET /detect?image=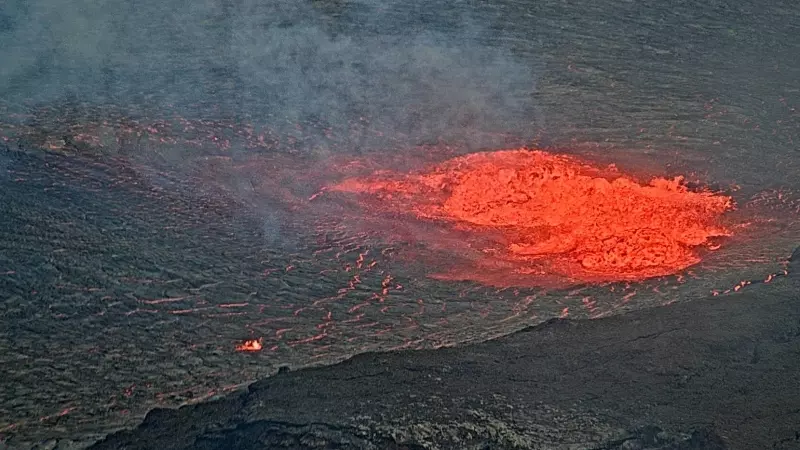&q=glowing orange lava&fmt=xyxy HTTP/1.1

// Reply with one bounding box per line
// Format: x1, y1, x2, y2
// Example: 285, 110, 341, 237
332, 149, 734, 285
235, 338, 263, 352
